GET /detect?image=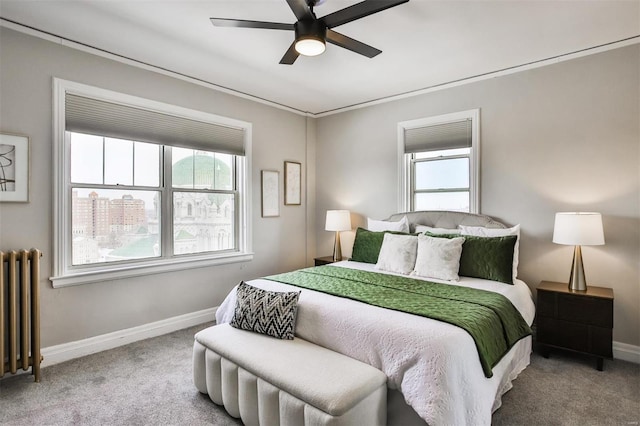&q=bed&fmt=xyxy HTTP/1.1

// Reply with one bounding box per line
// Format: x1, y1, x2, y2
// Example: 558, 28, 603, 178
214, 211, 535, 426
